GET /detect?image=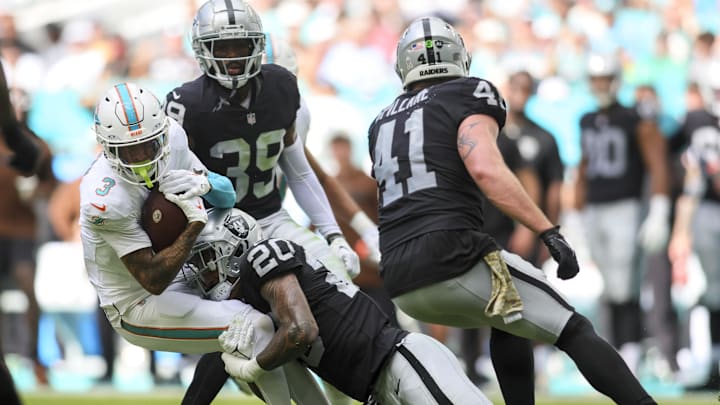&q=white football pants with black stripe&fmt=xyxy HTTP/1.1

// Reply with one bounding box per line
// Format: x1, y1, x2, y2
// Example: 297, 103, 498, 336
371, 333, 491, 405
394, 250, 574, 344
105, 283, 329, 405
